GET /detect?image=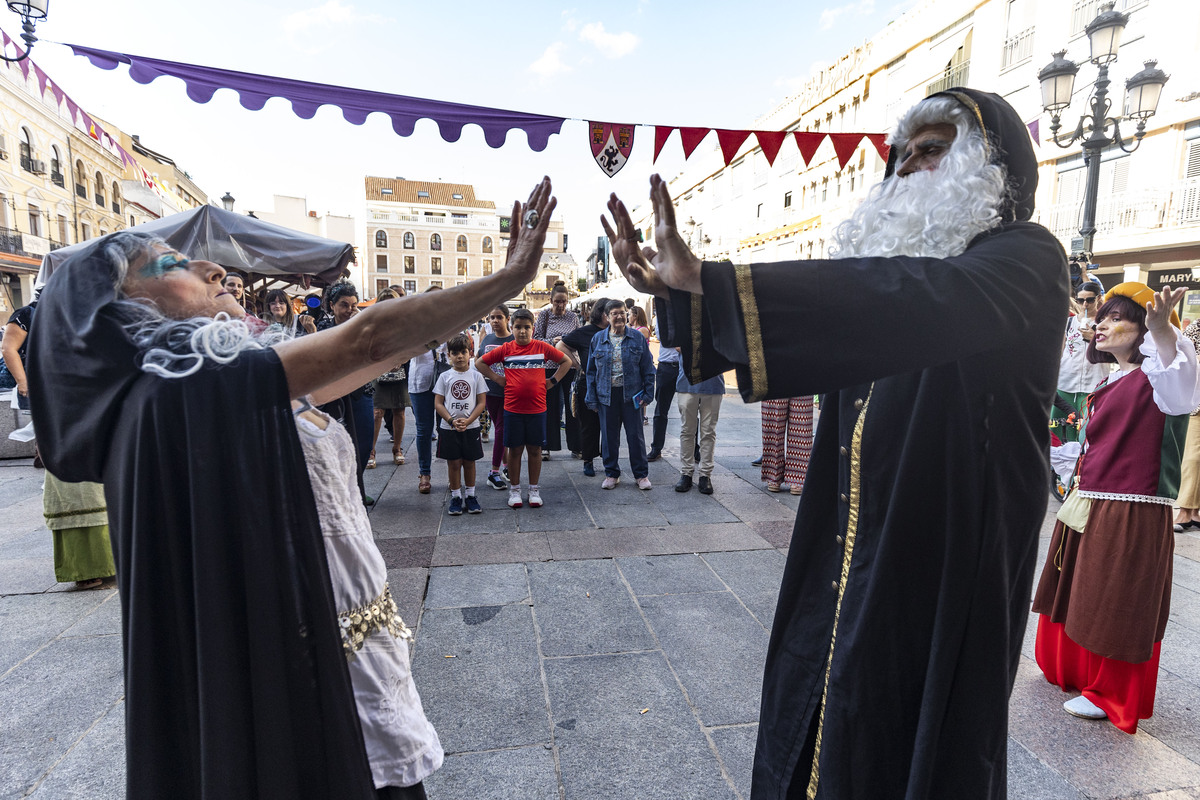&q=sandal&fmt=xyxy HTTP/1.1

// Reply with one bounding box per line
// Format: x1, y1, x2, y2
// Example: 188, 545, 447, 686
366, 451, 377, 469
790, 485, 803, 496
767, 482, 781, 493
74, 578, 105, 590
393, 449, 404, 465
419, 475, 431, 494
